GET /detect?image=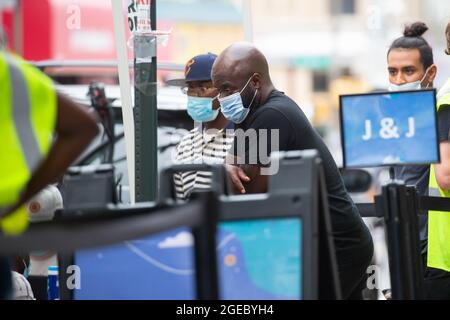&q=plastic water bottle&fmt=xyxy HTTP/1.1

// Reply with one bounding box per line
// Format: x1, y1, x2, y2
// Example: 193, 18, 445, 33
48, 266, 59, 300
